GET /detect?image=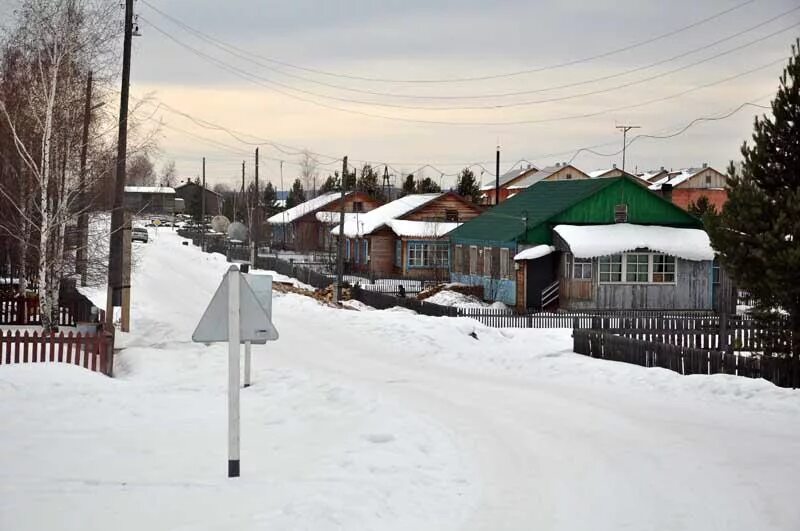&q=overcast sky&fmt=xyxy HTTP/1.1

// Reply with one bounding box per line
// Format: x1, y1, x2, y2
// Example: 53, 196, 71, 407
125, 0, 797, 189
